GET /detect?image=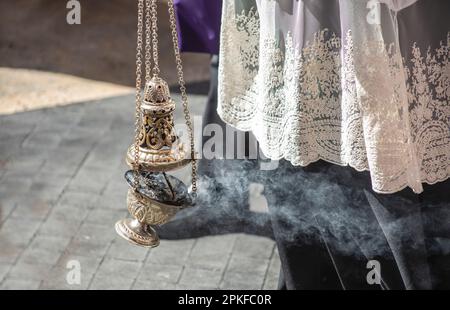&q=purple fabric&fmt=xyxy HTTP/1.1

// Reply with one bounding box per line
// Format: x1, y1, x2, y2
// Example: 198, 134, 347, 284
174, 0, 222, 54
